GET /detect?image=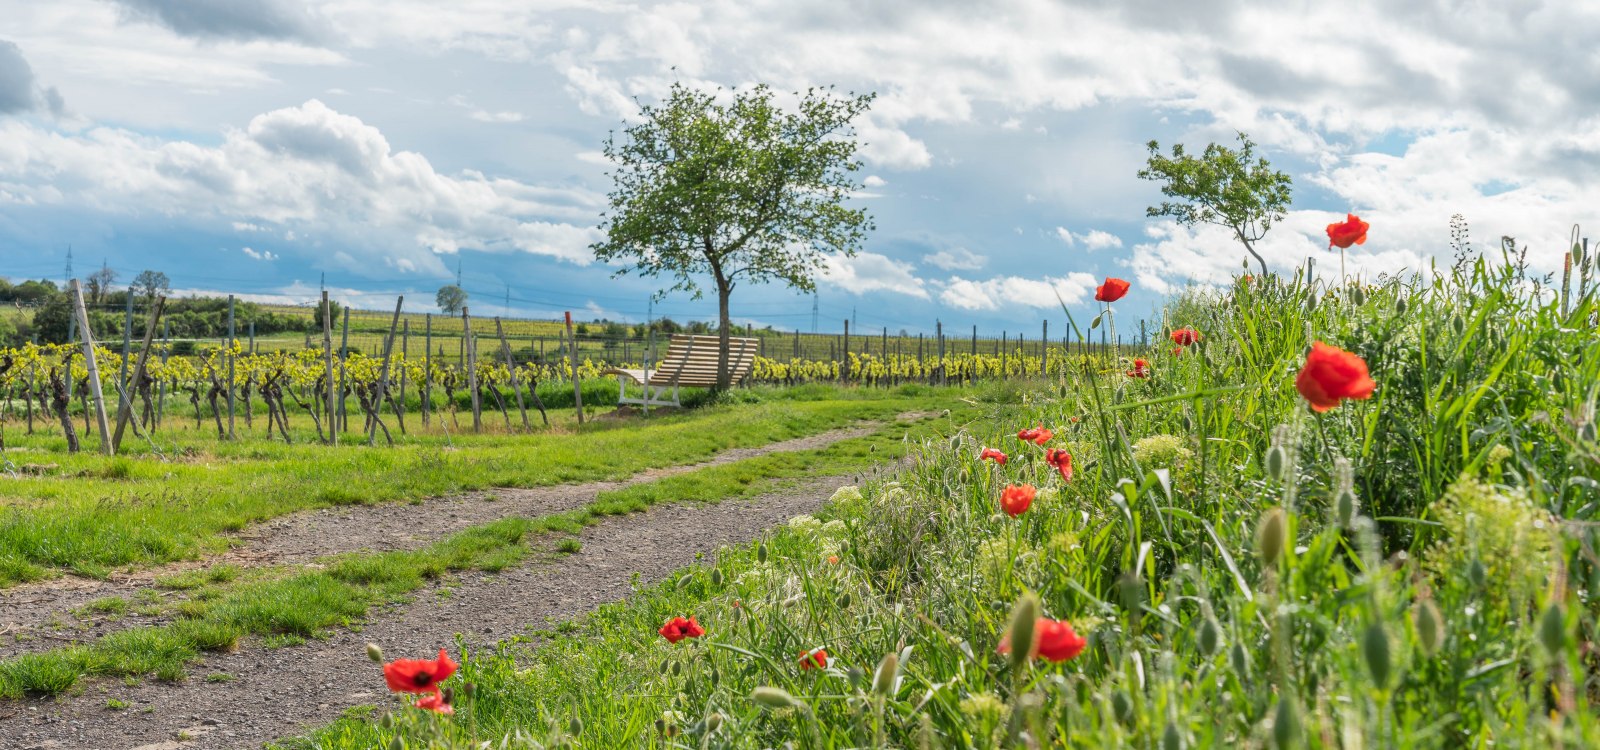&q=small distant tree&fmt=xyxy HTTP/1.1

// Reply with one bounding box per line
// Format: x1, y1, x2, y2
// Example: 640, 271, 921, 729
592, 82, 876, 390
132, 270, 170, 305
1138, 132, 1292, 277
436, 284, 468, 315
87, 261, 118, 305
